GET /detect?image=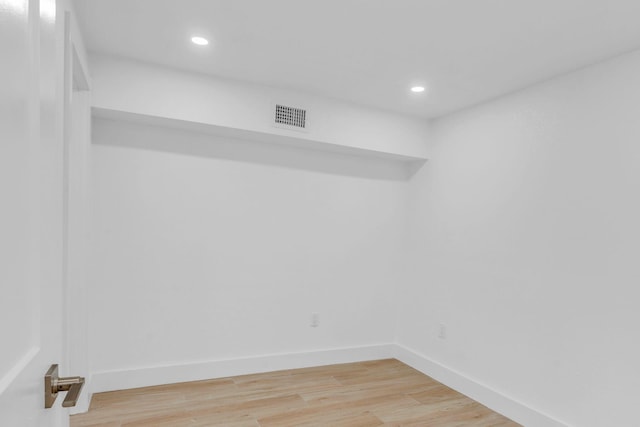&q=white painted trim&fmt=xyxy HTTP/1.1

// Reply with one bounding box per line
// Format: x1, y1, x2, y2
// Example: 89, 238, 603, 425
90, 344, 395, 394
68, 374, 92, 415
393, 344, 571, 427
0, 347, 39, 395
84, 344, 571, 425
